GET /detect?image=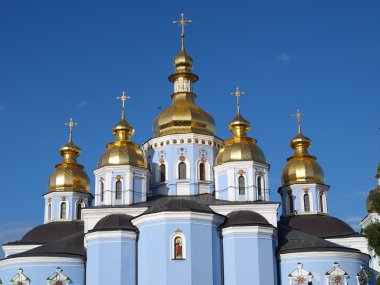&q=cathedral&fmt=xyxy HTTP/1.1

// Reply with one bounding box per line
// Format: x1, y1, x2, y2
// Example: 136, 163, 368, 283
0, 13, 378, 285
